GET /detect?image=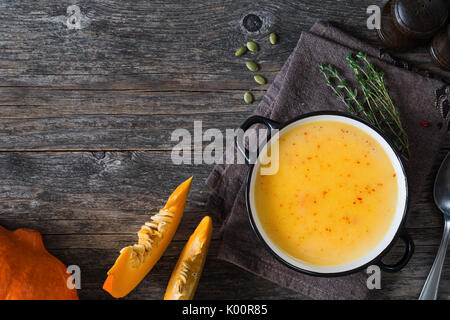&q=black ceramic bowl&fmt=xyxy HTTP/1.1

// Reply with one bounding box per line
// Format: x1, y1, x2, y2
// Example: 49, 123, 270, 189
236, 111, 414, 276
